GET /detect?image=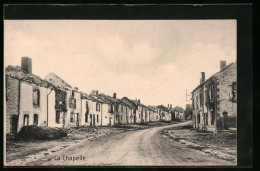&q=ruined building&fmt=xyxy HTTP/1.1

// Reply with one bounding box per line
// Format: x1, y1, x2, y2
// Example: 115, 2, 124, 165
5, 57, 177, 137
5, 57, 55, 136
191, 61, 237, 132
